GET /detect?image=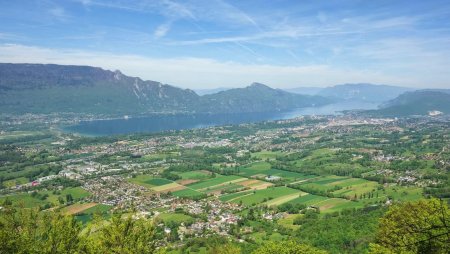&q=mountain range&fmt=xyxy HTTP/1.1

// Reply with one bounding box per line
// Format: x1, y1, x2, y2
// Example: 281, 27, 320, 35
1, 63, 448, 118
0, 63, 331, 116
